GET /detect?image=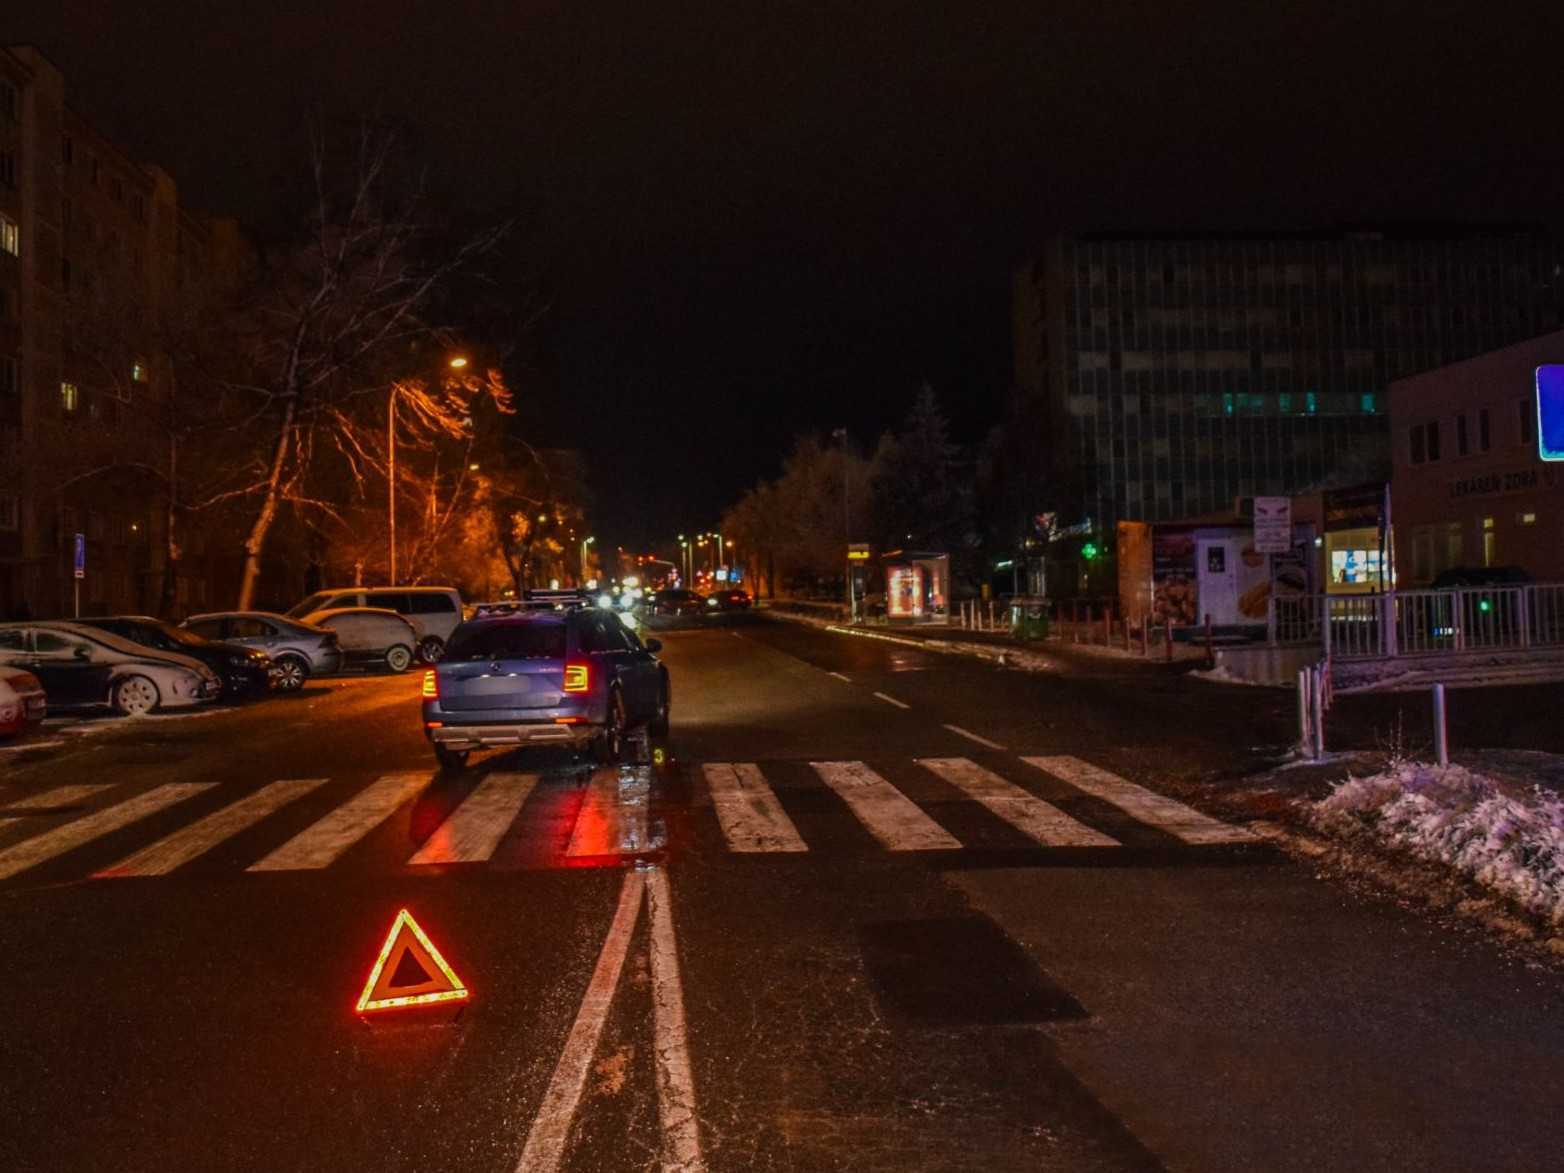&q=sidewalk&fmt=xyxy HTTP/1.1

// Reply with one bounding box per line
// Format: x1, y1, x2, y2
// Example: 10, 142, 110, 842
760, 602, 1209, 673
